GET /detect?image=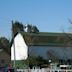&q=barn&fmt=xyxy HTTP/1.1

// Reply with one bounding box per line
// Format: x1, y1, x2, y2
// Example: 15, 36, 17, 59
11, 32, 72, 68
23, 32, 72, 64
